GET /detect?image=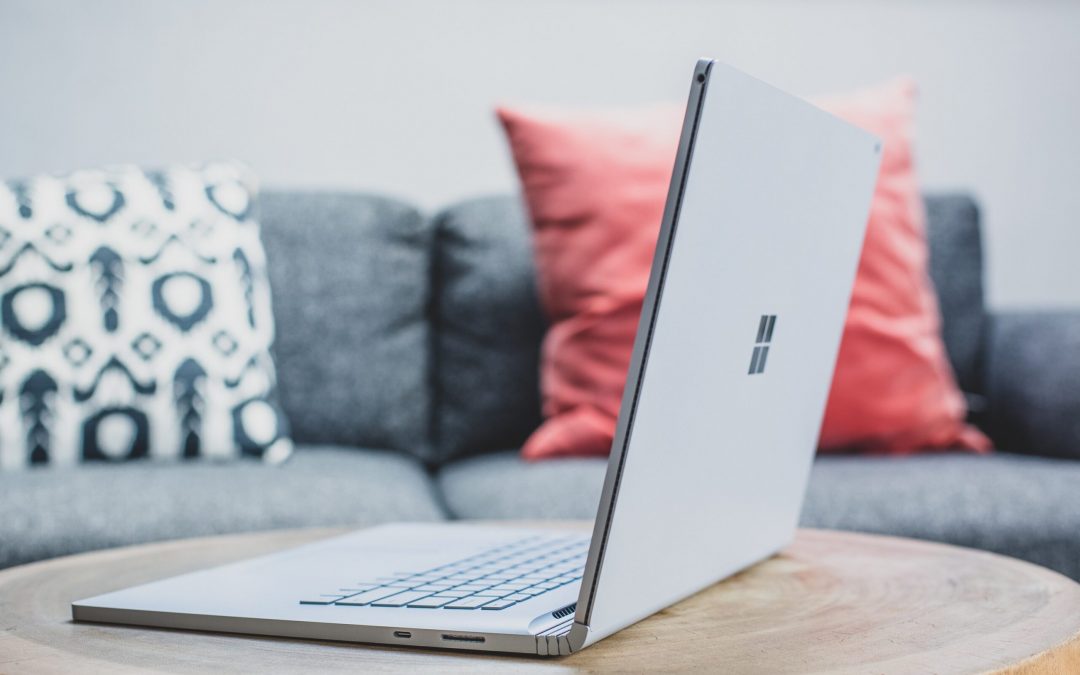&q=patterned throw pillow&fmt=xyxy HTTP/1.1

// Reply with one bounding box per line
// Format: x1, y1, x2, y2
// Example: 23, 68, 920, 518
0, 162, 292, 469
